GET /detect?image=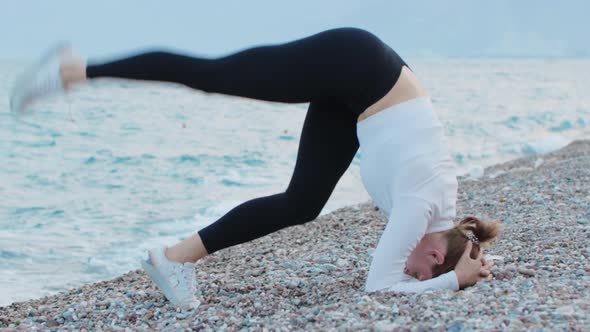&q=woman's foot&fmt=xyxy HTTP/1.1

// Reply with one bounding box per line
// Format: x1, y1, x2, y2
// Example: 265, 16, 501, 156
141, 247, 201, 309
9, 43, 86, 115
